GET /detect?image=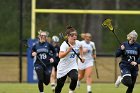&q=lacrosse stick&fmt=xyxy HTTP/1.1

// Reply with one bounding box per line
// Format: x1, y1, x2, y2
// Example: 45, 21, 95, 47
102, 18, 121, 45
59, 33, 83, 62
23, 39, 53, 67
94, 60, 99, 79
